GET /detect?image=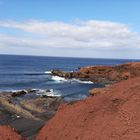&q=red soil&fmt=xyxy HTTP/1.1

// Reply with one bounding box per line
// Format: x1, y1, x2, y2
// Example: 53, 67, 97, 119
37, 77, 140, 140
0, 125, 25, 140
